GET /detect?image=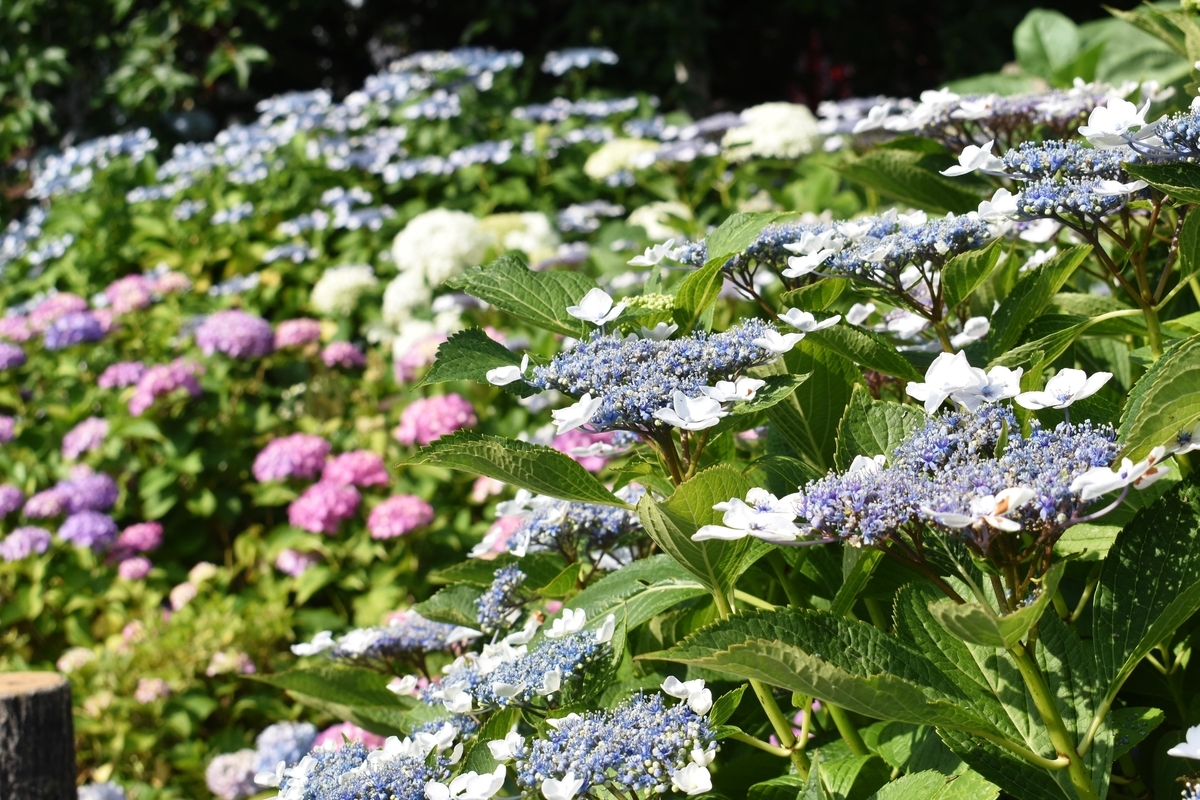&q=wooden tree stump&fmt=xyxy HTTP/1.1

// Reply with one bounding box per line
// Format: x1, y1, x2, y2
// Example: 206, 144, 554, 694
0, 672, 76, 800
